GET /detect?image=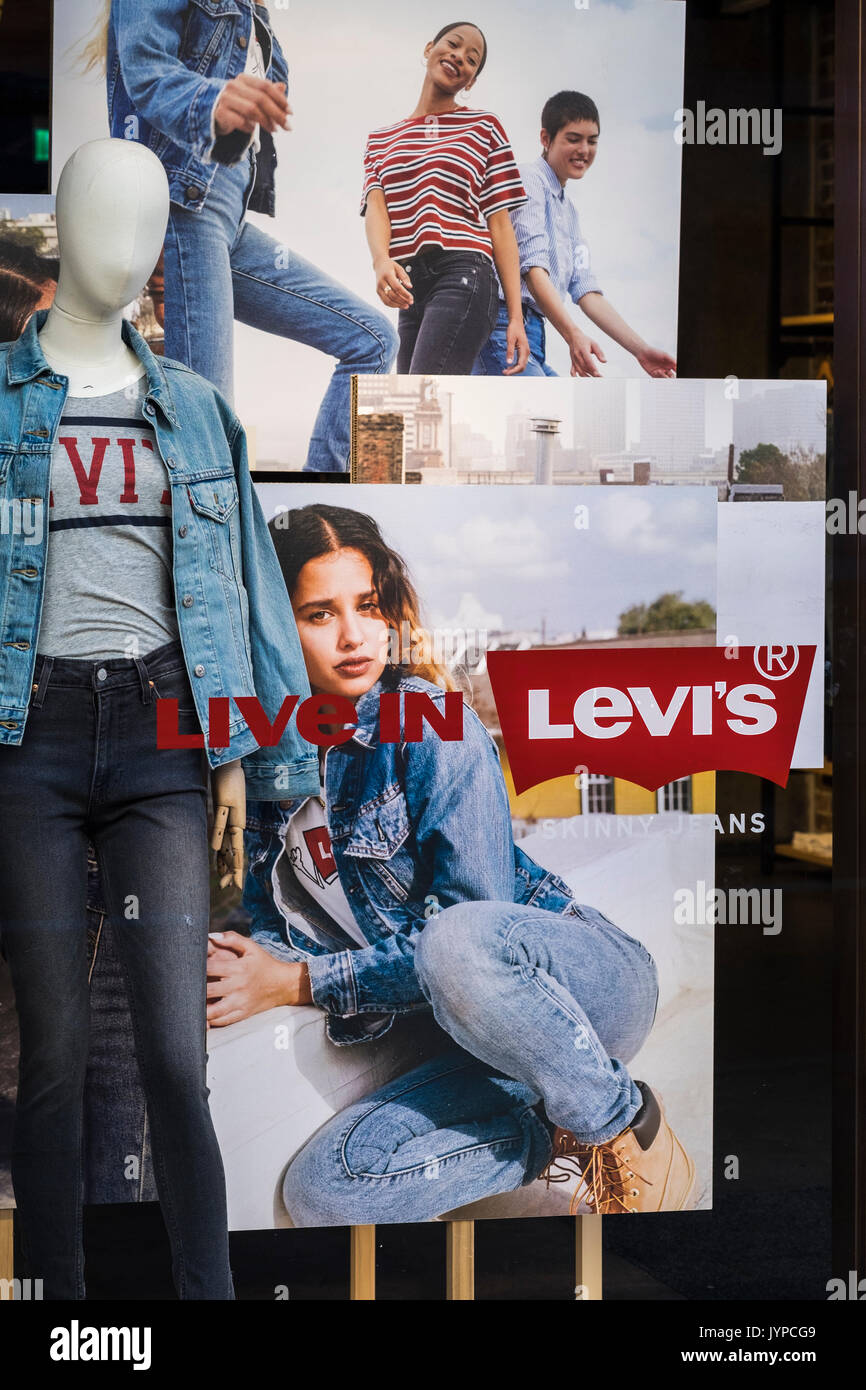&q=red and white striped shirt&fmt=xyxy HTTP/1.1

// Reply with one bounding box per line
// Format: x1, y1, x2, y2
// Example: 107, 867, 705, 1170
361, 108, 527, 264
